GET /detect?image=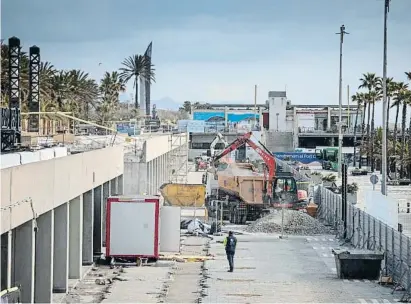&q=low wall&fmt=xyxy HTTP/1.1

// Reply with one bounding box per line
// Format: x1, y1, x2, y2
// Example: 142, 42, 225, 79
1, 146, 124, 234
